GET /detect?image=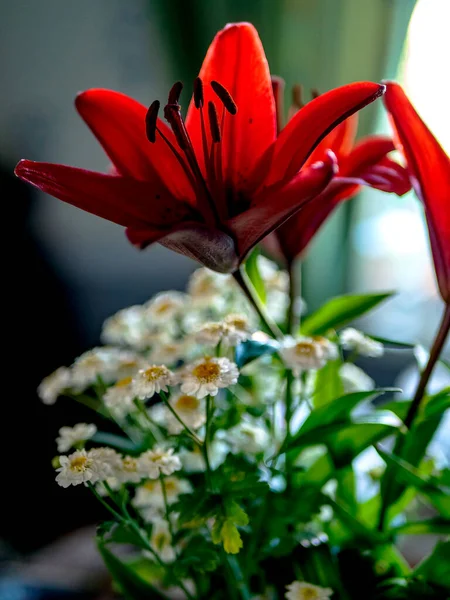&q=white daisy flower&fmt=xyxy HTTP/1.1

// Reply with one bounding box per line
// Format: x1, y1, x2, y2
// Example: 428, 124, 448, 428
285, 581, 333, 600
340, 363, 375, 393
137, 447, 182, 479
55, 449, 112, 488
223, 419, 270, 455
187, 268, 231, 305
95, 476, 121, 496
340, 328, 384, 357
56, 423, 97, 453
38, 367, 71, 405
150, 339, 186, 365
101, 305, 146, 347
194, 314, 250, 347
280, 336, 337, 374
133, 477, 192, 510
103, 377, 136, 419
118, 455, 142, 484
179, 356, 239, 399
150, 519, 176, 562
257, 256, 289, 293
71, 347, 140, 391
166, 393, 206, 434
132, 365, 175, 400
89, 447, 123, 474
145, 292, 186, 323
